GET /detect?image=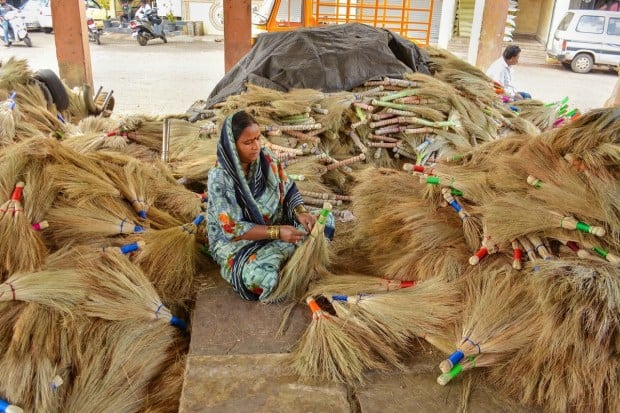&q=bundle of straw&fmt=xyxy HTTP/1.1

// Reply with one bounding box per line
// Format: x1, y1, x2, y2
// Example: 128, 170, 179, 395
80, 250, 188, 330
439, 268, 540, 378
131, 214, 205, 303
0, 91, 17, 146
289, 296, 383, 384
266, 203, 333, 303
